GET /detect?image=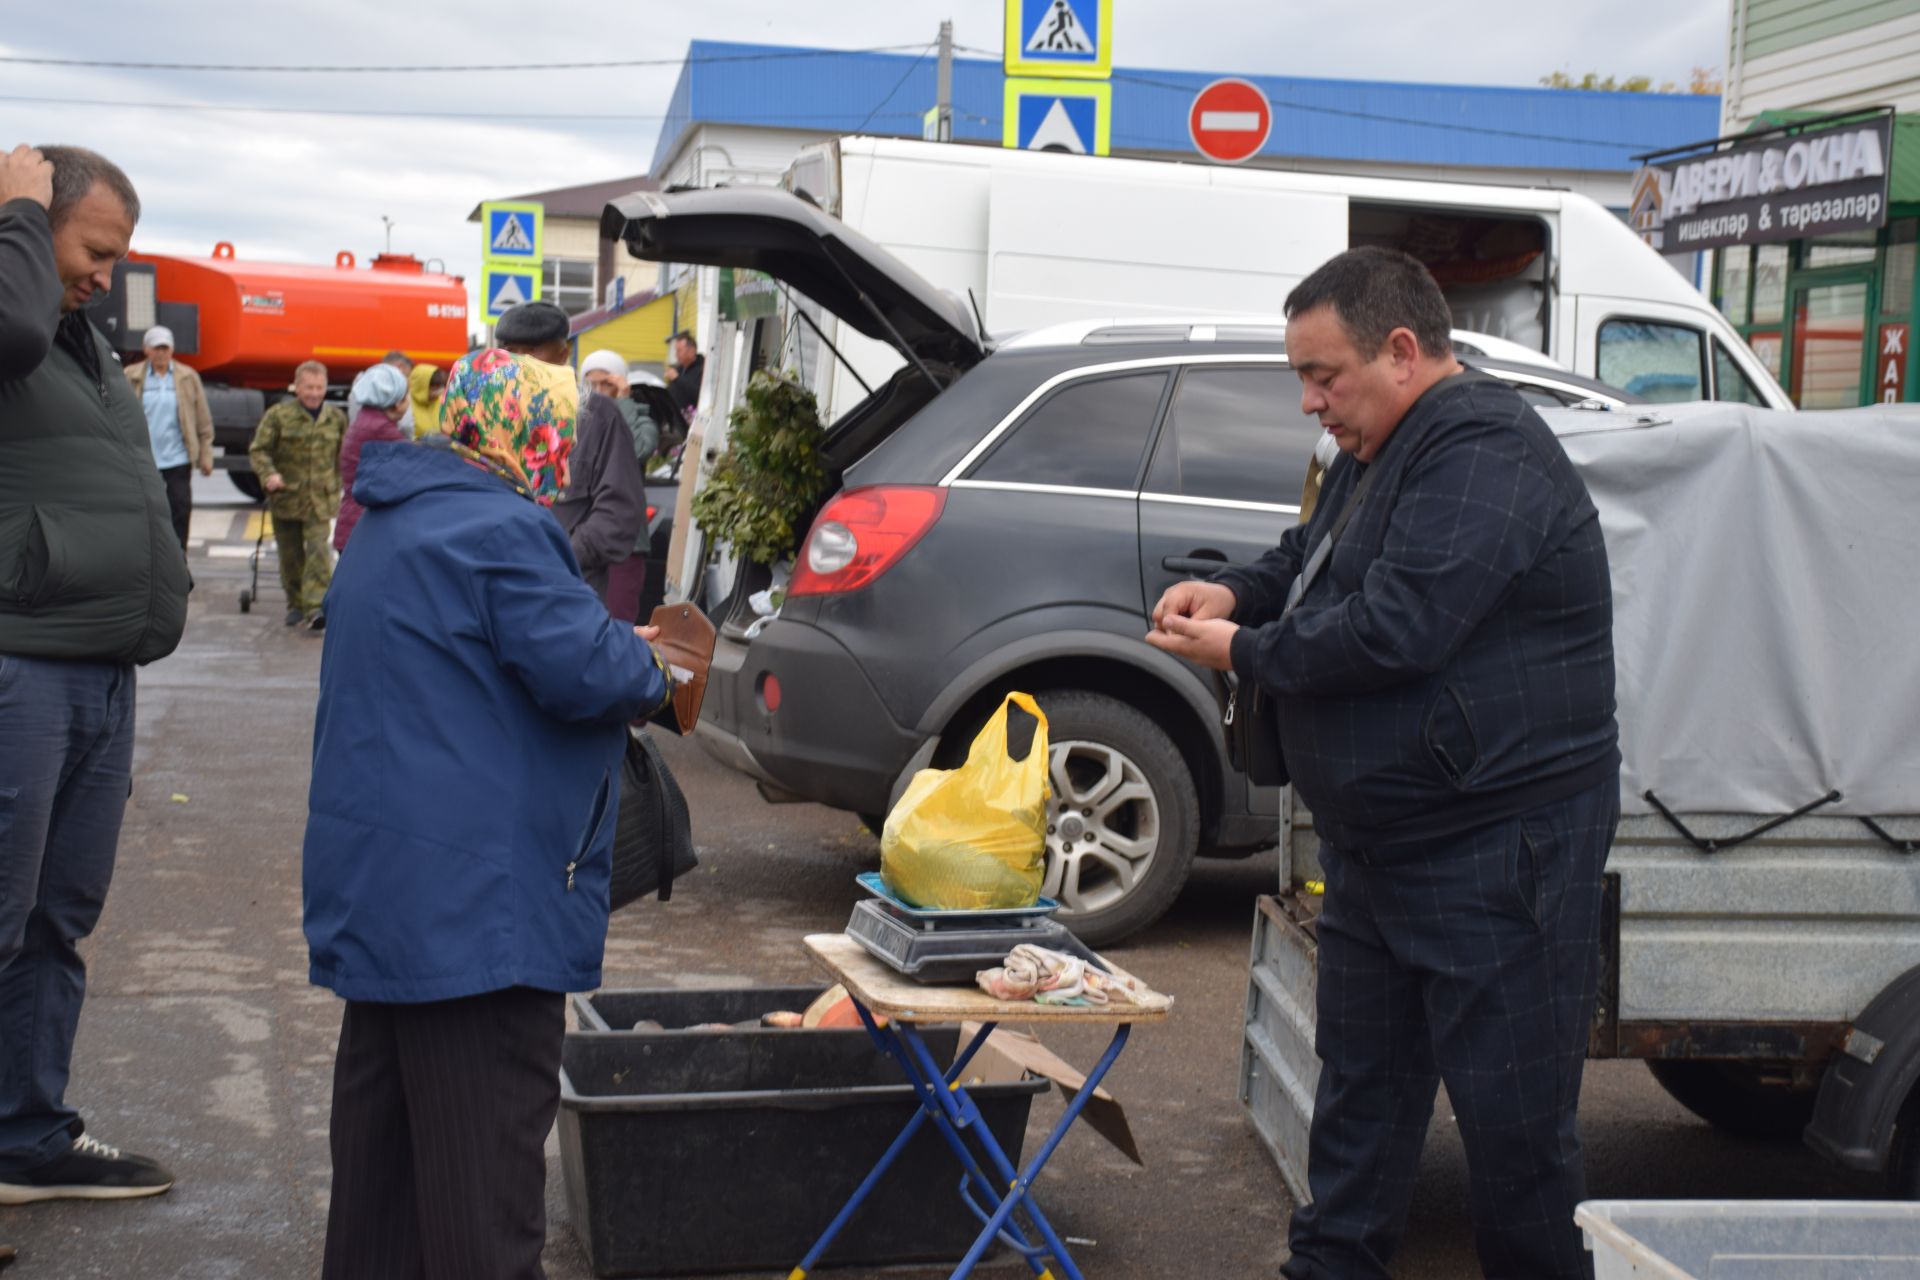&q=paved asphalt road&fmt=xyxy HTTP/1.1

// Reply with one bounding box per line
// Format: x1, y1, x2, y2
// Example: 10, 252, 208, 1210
0, 479, 1864, 1278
